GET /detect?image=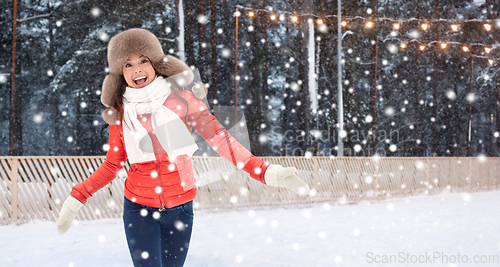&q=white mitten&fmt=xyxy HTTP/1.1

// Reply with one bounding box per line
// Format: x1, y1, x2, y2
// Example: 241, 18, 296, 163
56, 196, 84, 235
265, 164, 310, 196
